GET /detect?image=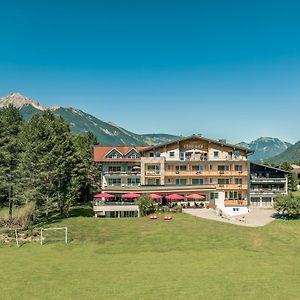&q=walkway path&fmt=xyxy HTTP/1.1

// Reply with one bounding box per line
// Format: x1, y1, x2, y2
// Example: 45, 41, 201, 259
183, 207, 276, 227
